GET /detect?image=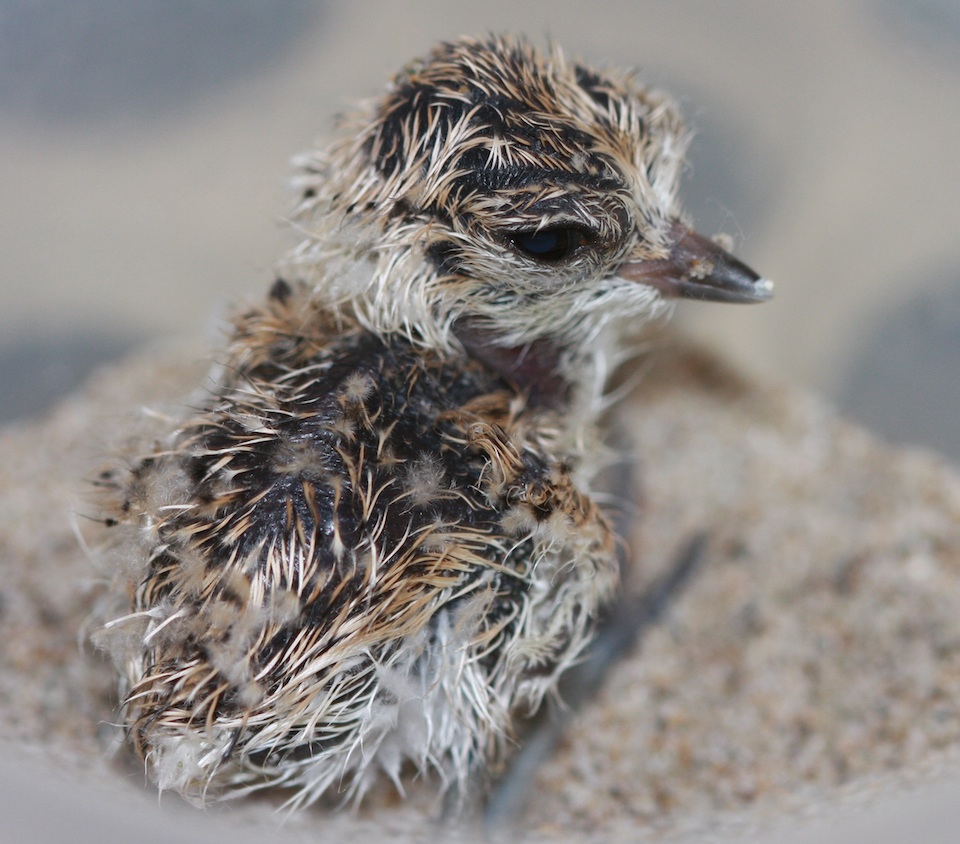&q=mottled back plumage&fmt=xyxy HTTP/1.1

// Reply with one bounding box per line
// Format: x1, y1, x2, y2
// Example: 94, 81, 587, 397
97, 35, 770, 810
